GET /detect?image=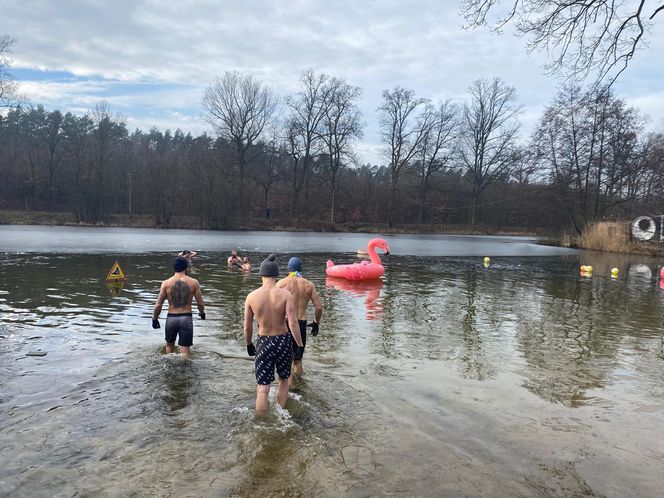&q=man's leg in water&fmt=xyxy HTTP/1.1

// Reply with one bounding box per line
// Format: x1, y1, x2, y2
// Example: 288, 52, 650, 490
256, 384, 270, 411
291, 359, 303, 381
276, 377, 289, 407
165, 342, 175, 354
290, 321, 307, 385
179, 346, 190, 357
